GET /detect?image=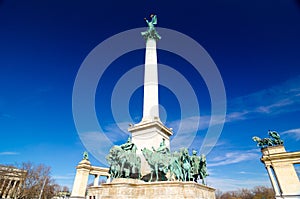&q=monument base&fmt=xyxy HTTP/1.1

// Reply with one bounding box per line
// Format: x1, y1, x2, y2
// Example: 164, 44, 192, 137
87, 178, 216, 199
